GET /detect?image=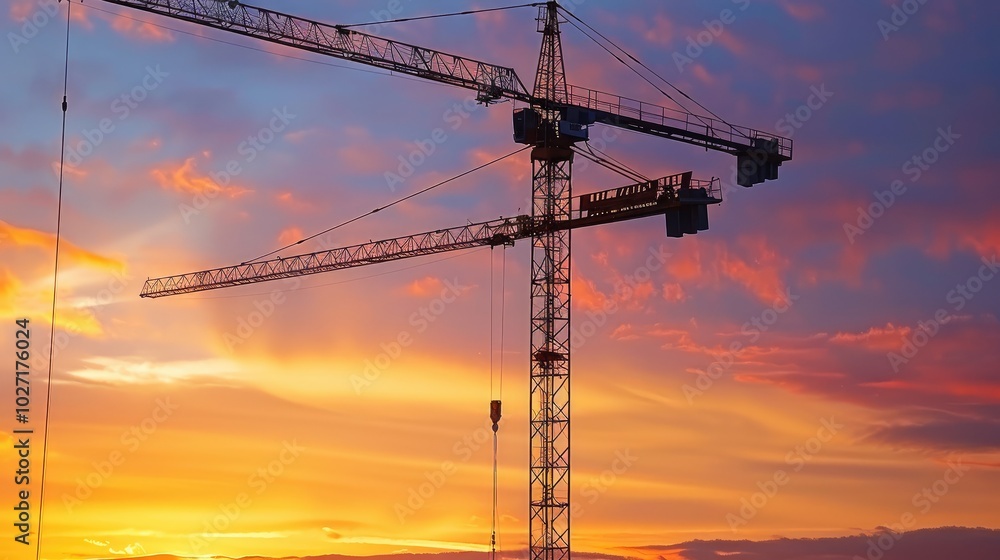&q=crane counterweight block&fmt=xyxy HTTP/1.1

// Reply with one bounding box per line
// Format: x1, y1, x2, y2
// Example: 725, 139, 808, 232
530, 146, 575, 161
737, 137, 783, 187
514, 108, 538, 144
